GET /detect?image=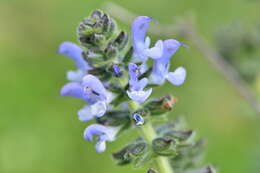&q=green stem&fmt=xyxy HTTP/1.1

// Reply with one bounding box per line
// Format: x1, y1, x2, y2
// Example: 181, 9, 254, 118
128, 101, 174, 173
141, 122, 174, 173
